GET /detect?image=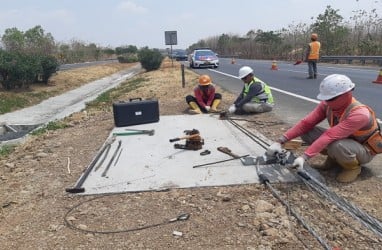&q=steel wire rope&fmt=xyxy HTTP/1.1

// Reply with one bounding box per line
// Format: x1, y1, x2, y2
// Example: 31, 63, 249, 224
296, 171, 382, 239
228, 117, 382, 244
230, 114, 332, 248
64, 194, 190, 234
293, 175, 380, 244
227, 118, 270, 149
255, 163, 332, 249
